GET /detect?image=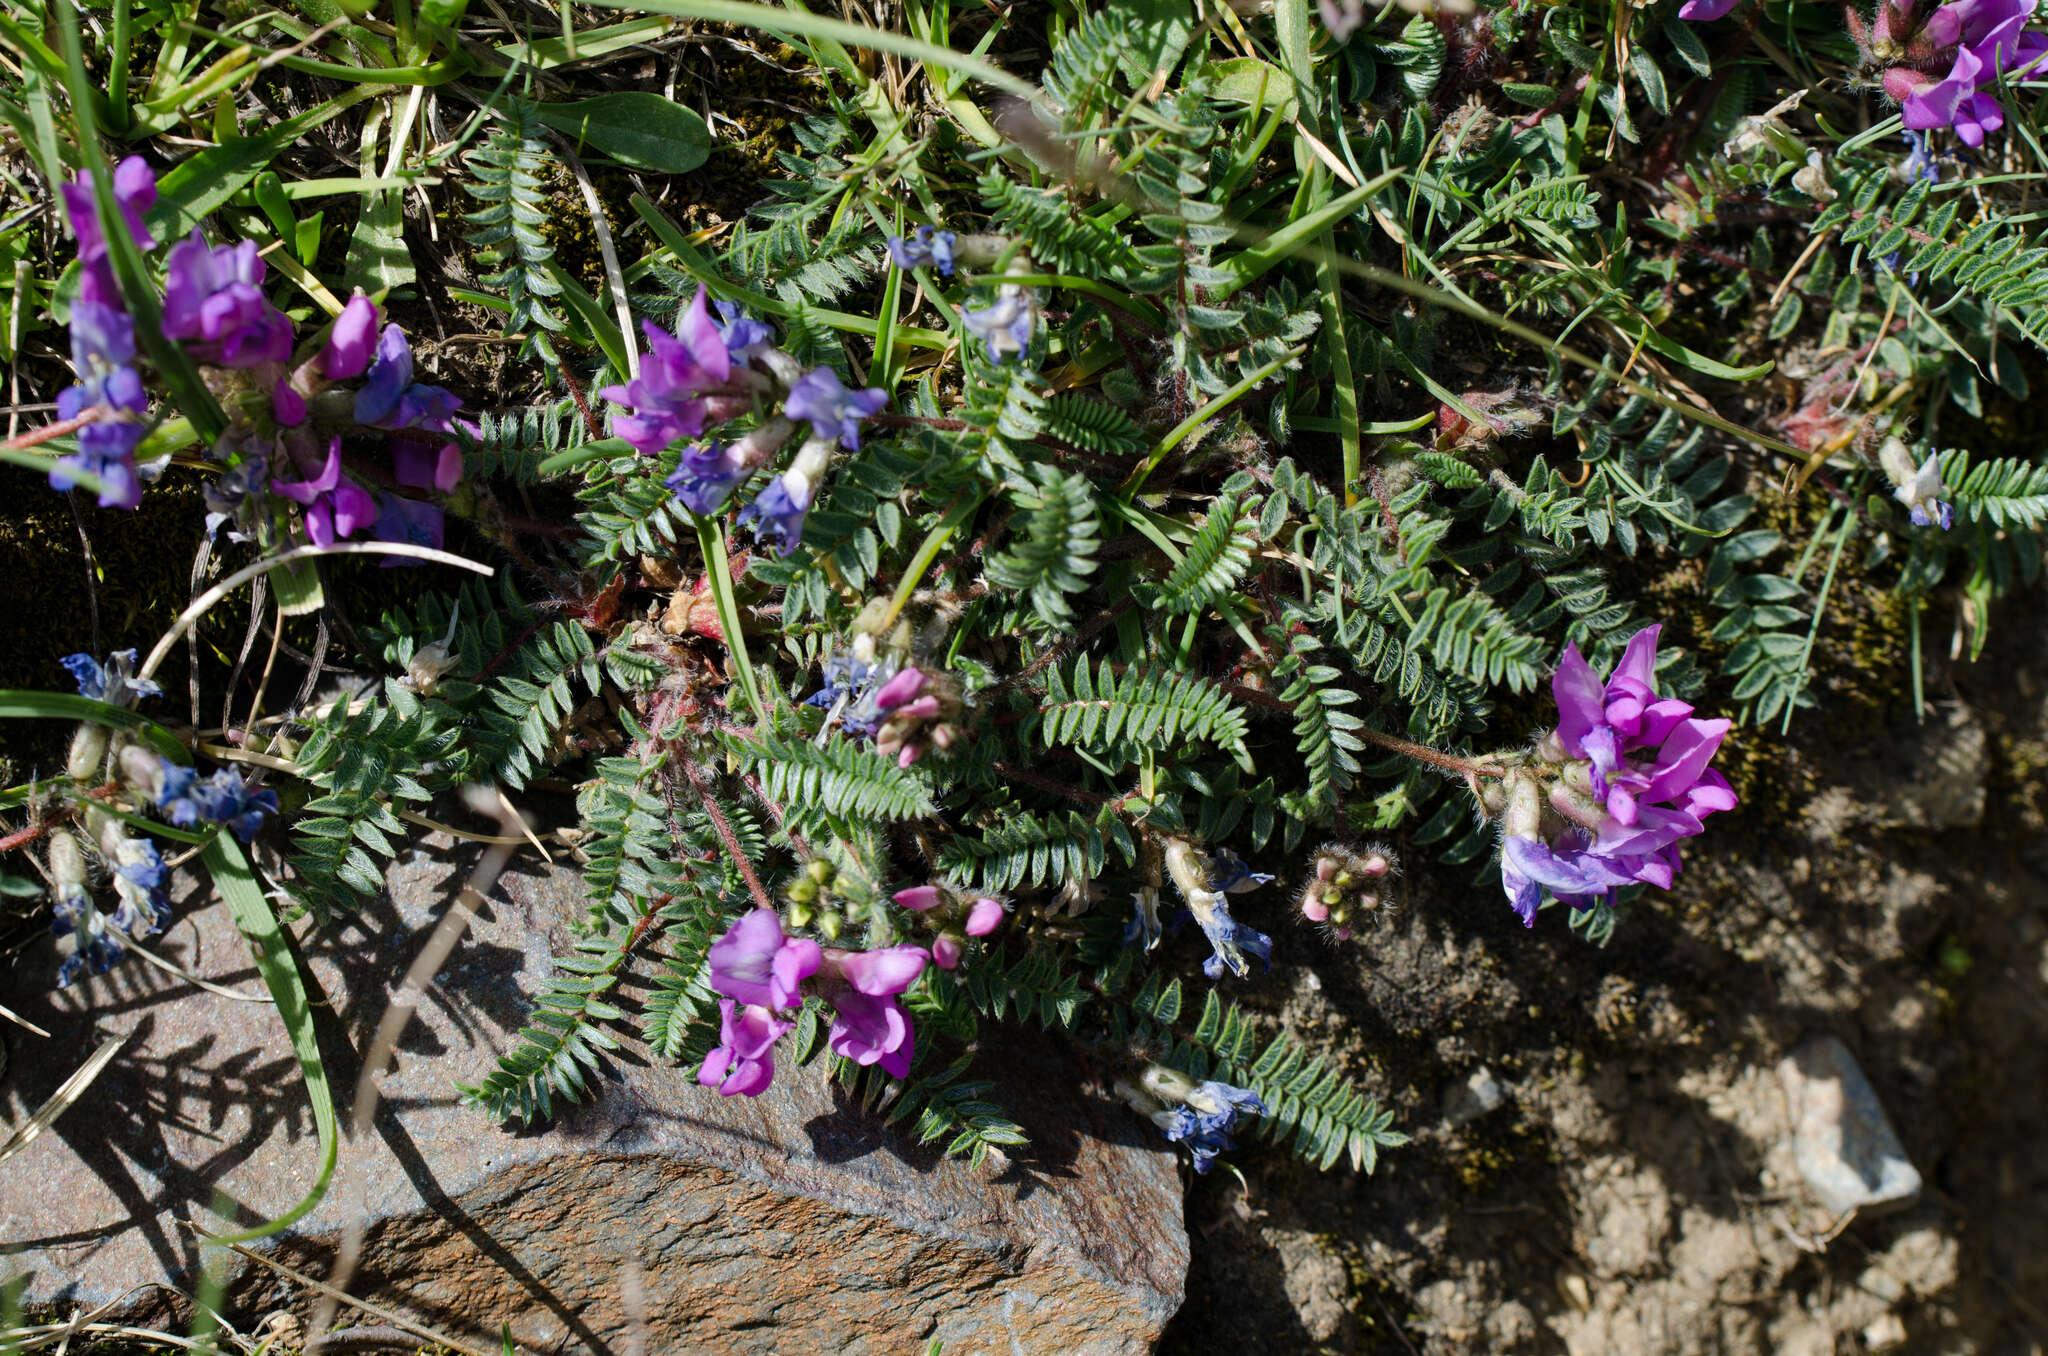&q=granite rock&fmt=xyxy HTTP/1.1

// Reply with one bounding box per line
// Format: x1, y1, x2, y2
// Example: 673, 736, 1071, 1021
0, 846, 1187, 1353
1777, 1036, 1922, 1218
